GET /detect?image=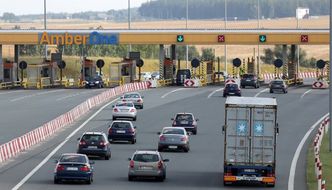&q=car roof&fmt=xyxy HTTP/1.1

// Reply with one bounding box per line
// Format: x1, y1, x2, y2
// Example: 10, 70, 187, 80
134, 150, 159, 155
83, 132, 105, 135
176, 112, 193, 115
124, 92, 140, 95
163, 127, 185, 130
111, 120, 133, 124
61, 153, 86, 157
272, 79, 284, 82
116, 101, 134, 104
